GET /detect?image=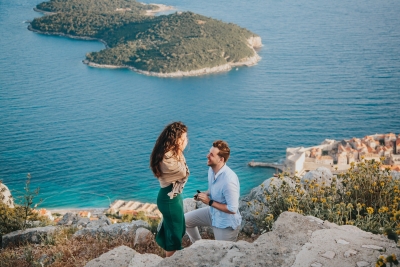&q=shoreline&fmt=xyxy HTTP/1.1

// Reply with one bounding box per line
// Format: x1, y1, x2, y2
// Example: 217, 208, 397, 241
83, 53, 261, 78
28, 24, 110, 48
145, 4, 175, 16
